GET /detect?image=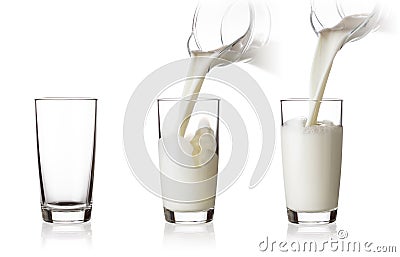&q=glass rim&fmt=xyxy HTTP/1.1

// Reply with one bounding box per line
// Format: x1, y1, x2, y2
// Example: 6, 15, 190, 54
157, 96, 220, 102
35, 97, 97, 101
280, 98, 343, 103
